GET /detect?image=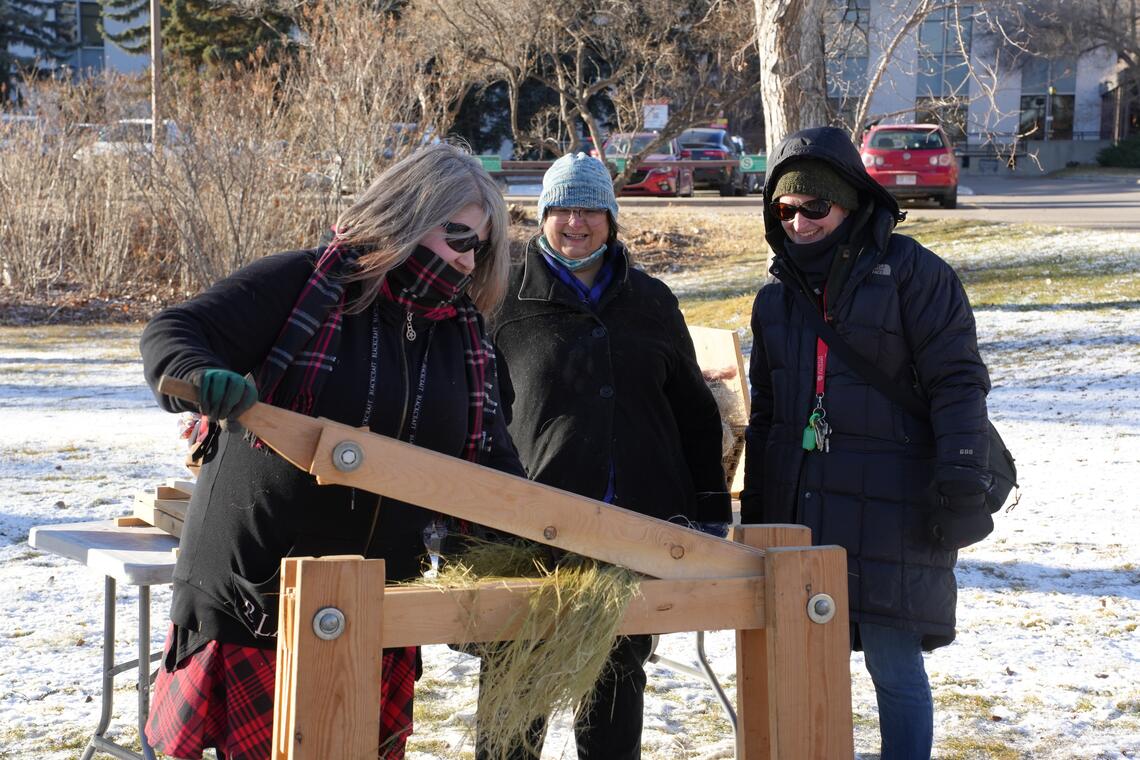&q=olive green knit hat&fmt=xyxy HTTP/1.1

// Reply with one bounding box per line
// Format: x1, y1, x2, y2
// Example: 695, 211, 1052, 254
771, 159, 860, 211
